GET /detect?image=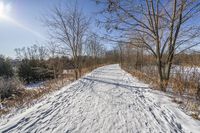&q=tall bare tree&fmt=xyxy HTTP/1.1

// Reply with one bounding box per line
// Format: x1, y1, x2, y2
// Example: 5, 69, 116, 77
47, 41, 60, 79
96, 0, 200, 91
15, 44, 47, 61
85, 33, 105, 67
117, 42, 123, 66
45, 2, 89, 79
